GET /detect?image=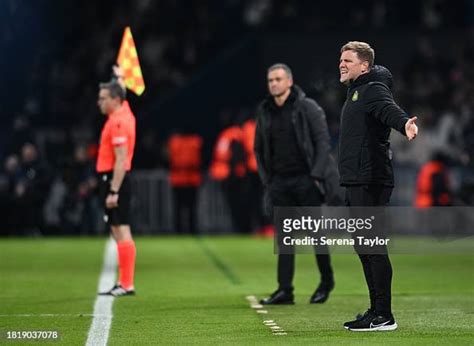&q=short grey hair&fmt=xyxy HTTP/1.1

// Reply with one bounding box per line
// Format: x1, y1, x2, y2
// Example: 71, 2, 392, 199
267, 63, 293, 79
99, 81, 125, 101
